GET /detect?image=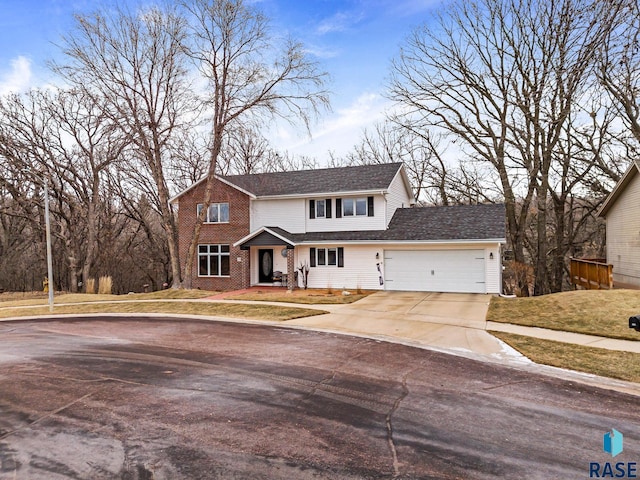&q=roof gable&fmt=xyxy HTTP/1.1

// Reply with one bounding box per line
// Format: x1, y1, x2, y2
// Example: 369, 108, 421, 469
598, 160, 640, 217
168, 174, 255, 204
